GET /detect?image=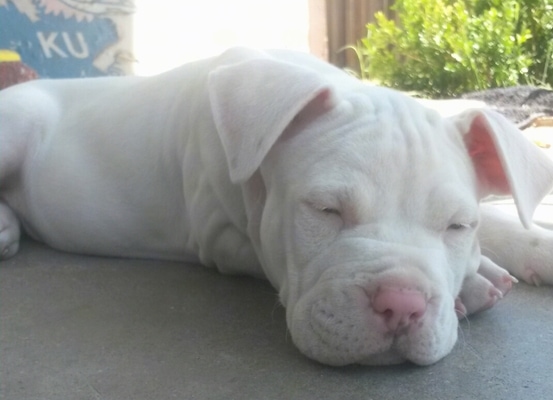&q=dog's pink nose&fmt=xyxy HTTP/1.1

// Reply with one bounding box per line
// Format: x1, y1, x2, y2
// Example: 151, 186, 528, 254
372, 287, 427, 332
